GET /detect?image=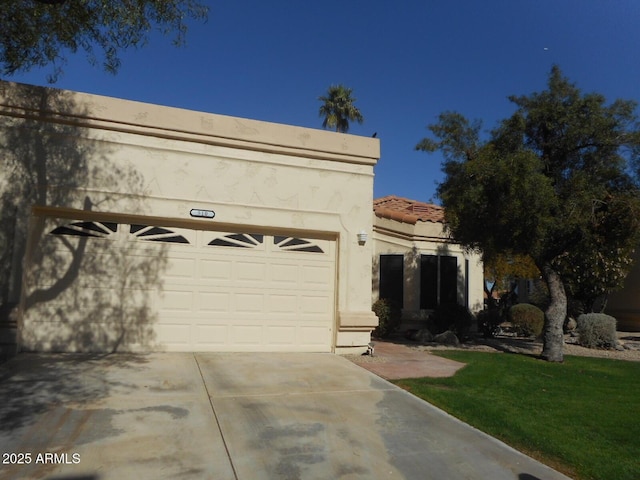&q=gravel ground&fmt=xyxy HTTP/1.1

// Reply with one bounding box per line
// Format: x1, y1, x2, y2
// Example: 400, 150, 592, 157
353, 332, 640, 364
408, 331, 640, 361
